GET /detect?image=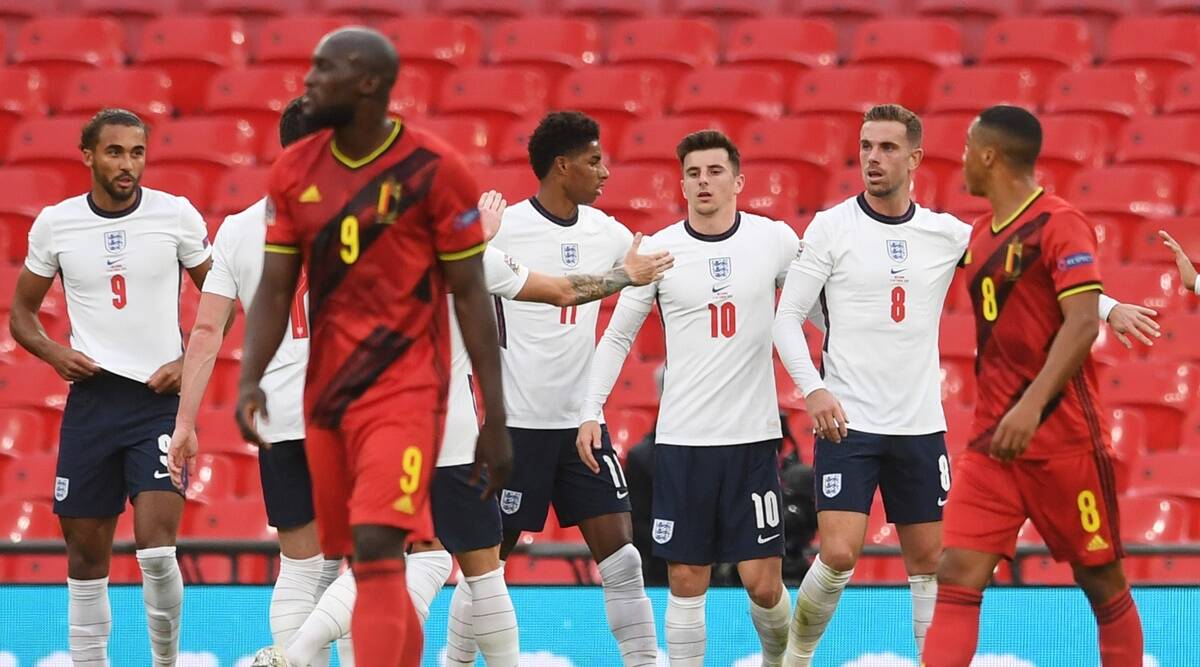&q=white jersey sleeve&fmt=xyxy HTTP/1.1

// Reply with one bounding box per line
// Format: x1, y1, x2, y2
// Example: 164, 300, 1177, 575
177, 199, 212, 268
774, 213, 834, 397
25, 208, 57, 278
483, 245, 530, 300
580, 283, 655, 424
202, 221, 239, 300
